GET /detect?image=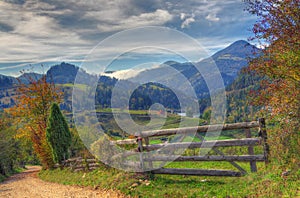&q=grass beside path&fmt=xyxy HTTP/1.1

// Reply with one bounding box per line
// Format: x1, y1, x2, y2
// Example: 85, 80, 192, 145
0, 174, 6, 182
0, 167, 26, 182
39, 163, 299, 198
